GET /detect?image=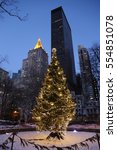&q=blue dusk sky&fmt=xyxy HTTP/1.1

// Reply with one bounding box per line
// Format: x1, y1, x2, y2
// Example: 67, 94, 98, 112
0, 0, 100, 74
